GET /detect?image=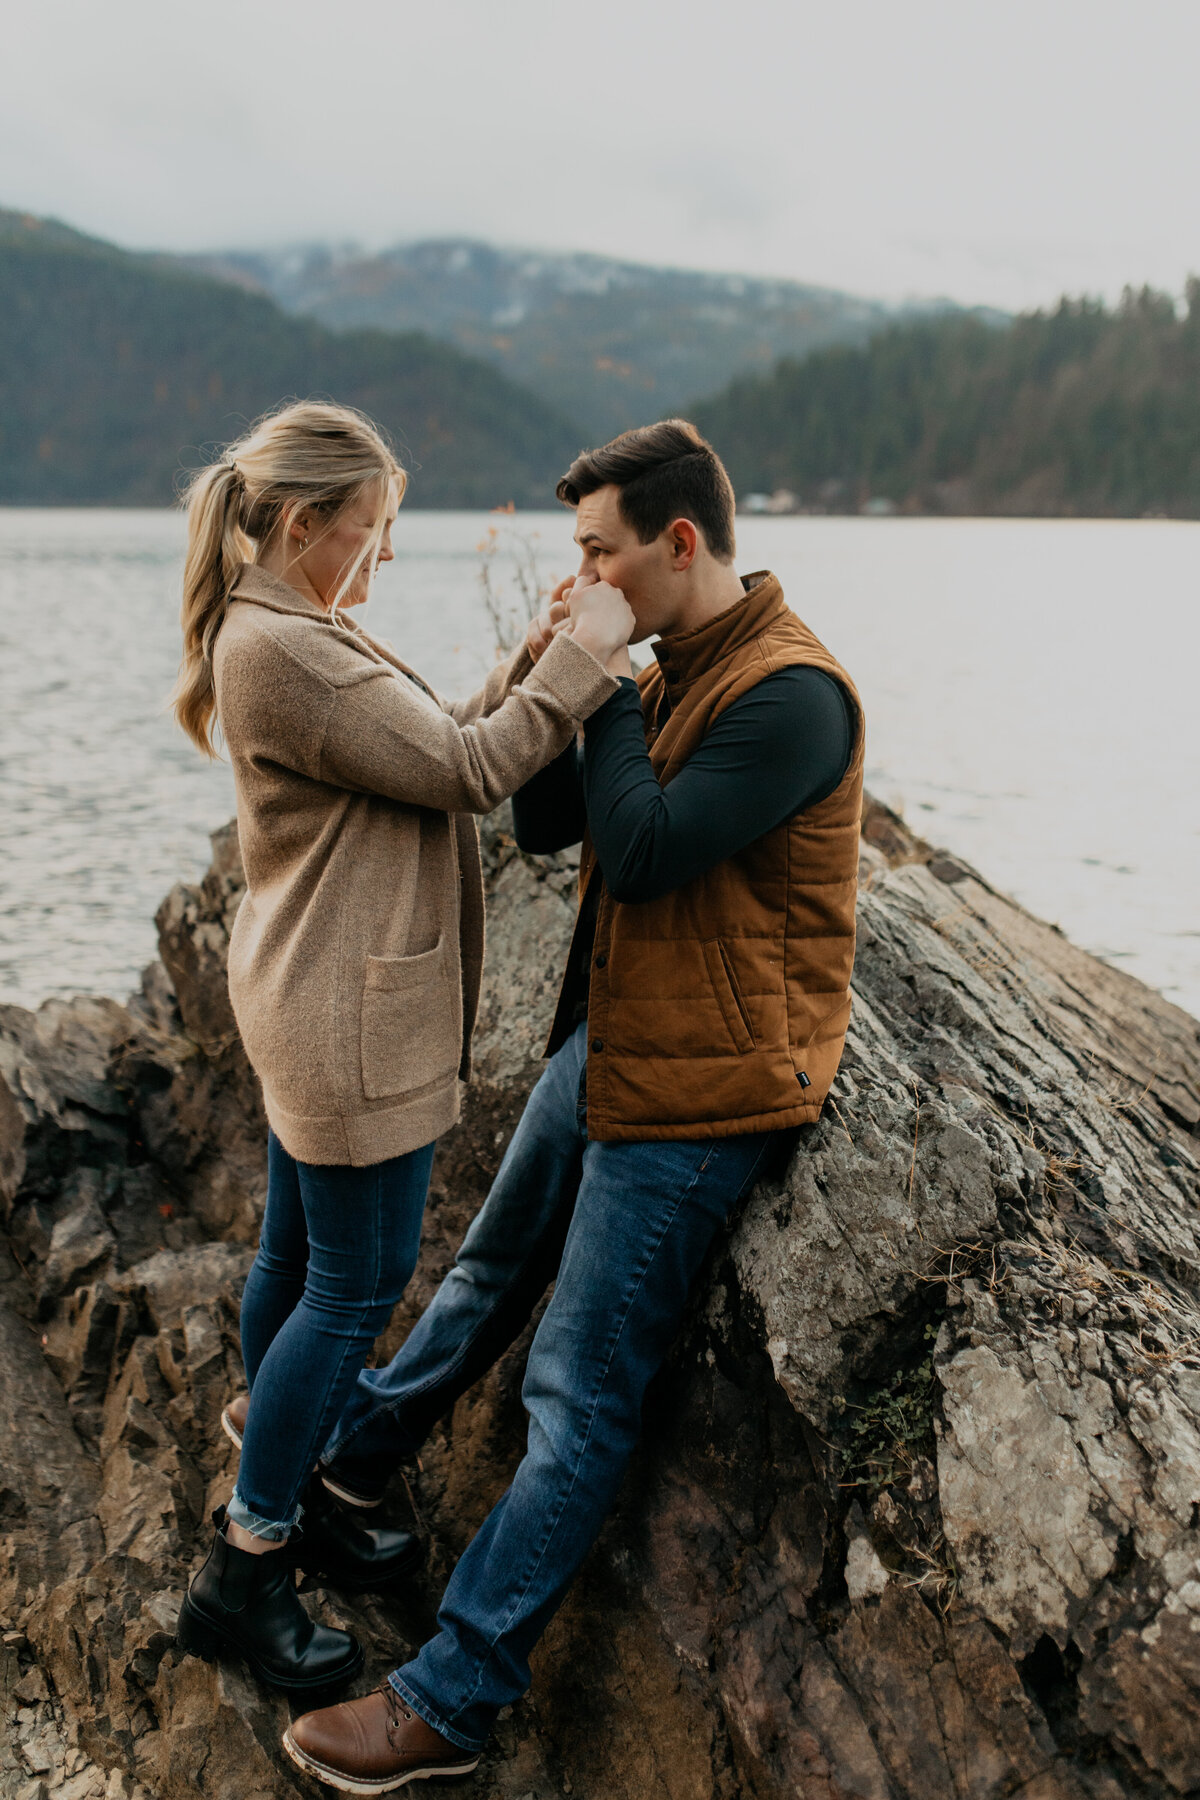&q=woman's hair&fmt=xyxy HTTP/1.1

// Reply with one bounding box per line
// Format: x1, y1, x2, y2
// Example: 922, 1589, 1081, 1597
174, 399, 406, 756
